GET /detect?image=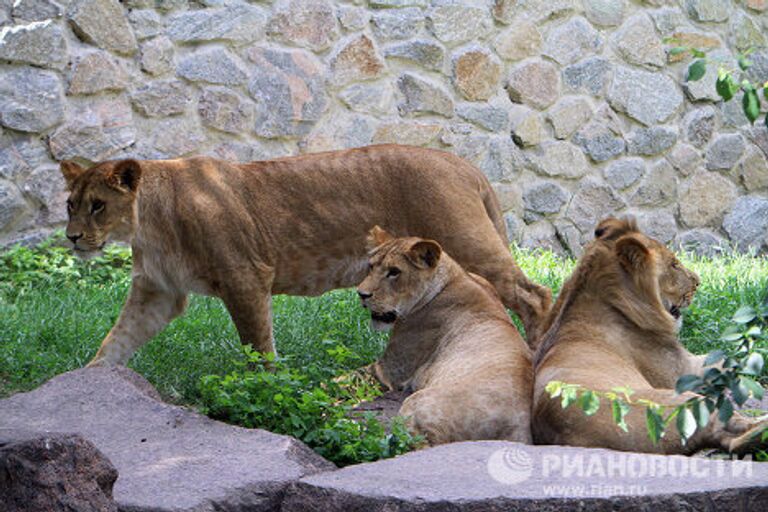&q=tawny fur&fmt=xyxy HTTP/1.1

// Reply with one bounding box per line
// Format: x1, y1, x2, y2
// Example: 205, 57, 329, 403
59, 144, 551, 366
358, 228, 533, 446
533, 217, 767, 455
